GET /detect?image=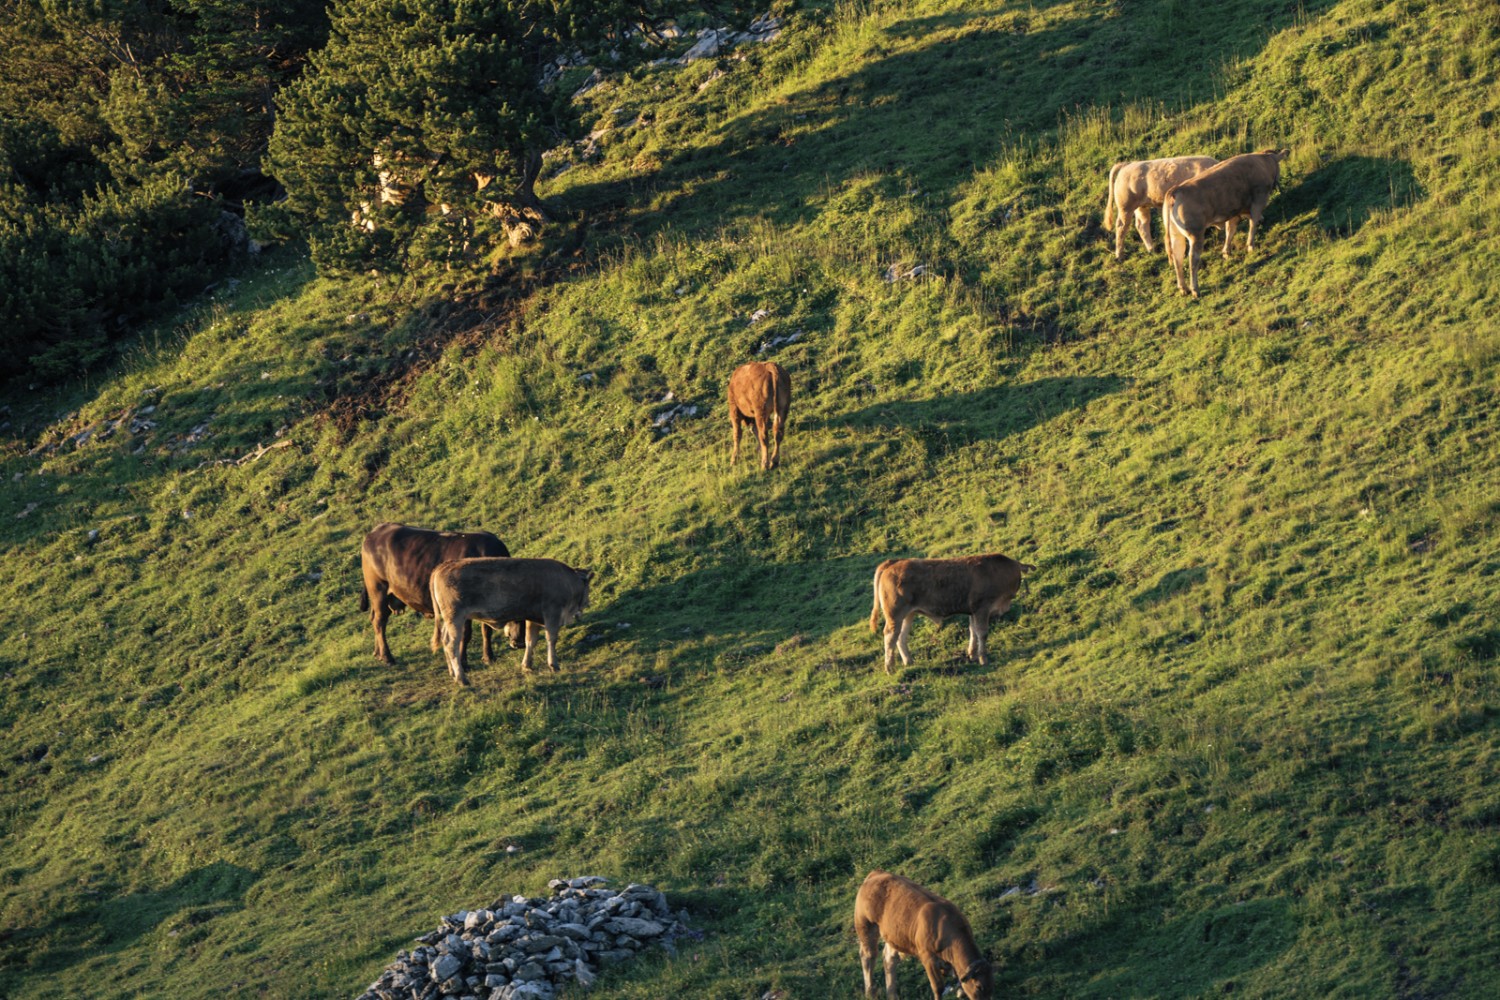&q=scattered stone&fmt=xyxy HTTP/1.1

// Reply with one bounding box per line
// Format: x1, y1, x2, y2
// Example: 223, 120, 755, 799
356, 880, 690, 1000
884, 262, 929, 282
756, 329, 804, 355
